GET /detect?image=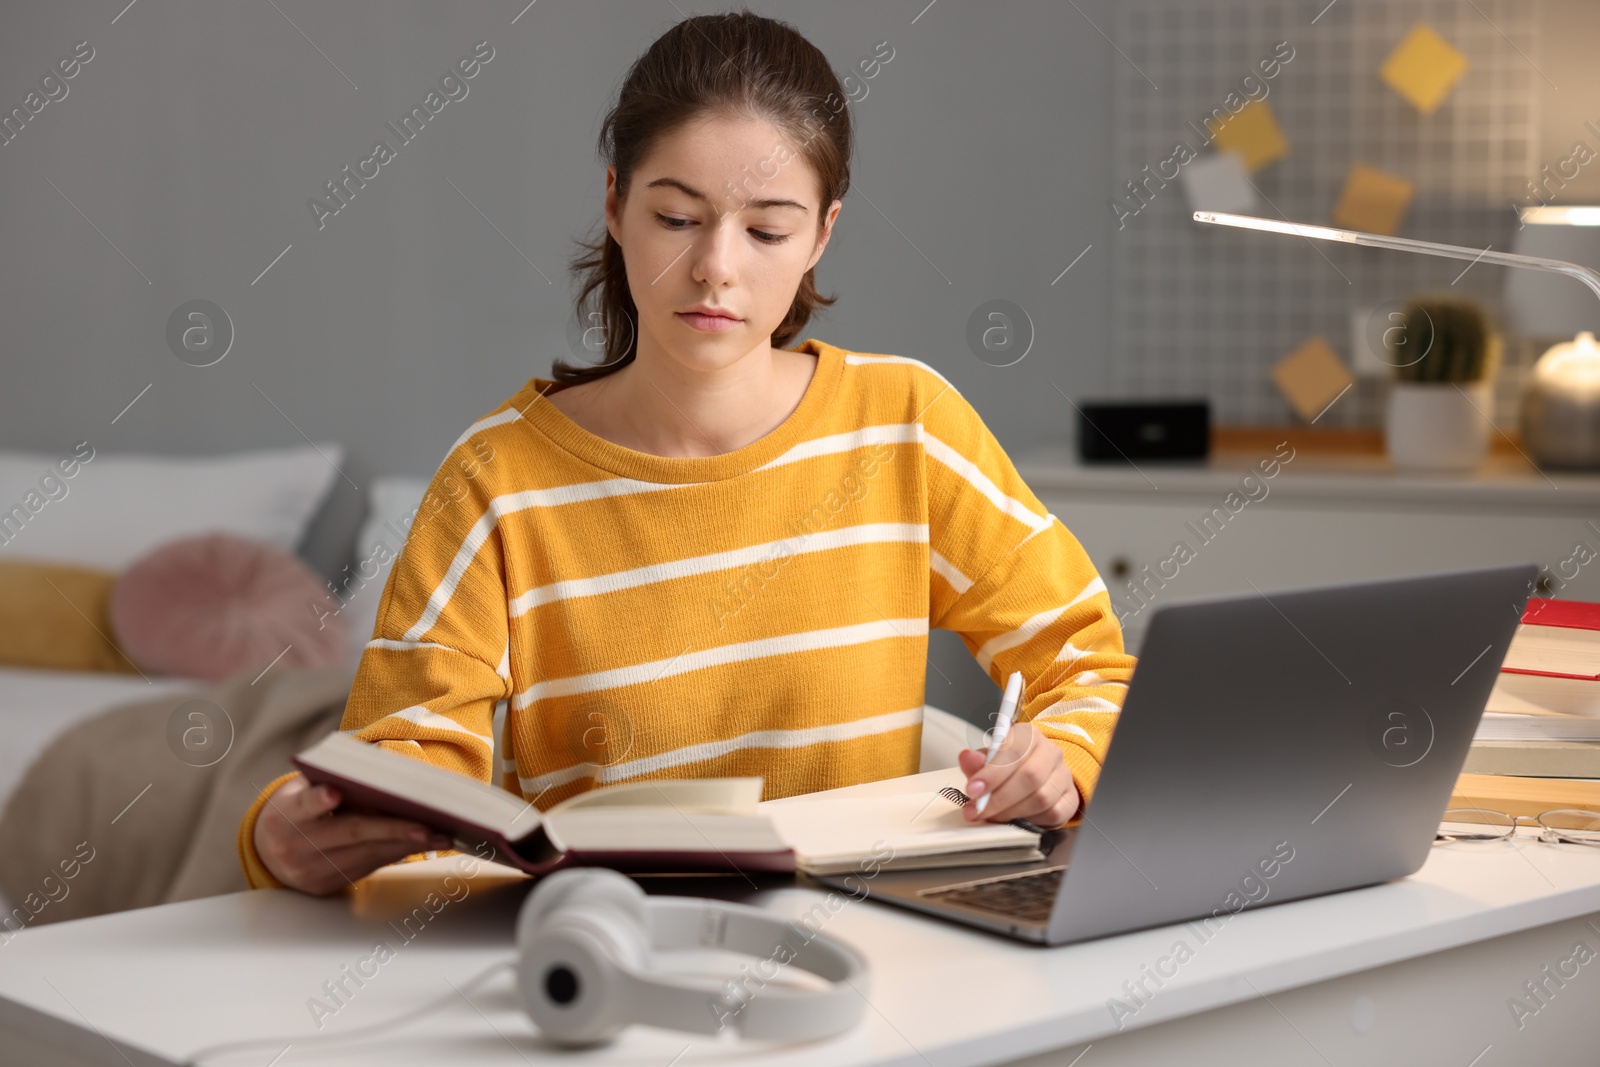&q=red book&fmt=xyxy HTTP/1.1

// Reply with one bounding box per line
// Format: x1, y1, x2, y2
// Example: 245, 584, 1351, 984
1521, 596, 1600, 630
293, 732, 796, 876
1501, 597, 1600, 680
